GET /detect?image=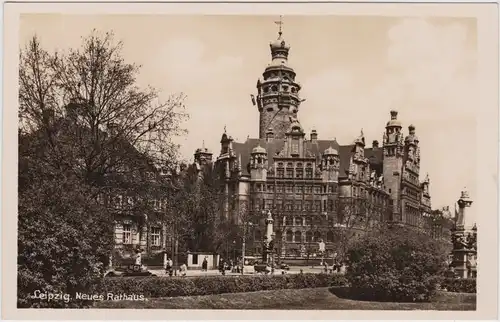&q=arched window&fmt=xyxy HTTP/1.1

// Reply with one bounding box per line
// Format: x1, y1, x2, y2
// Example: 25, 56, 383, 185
314, 231, 321, 242
254, 230, 262, 241
285, 216, 293, 226
275, 231, 282, 241
306, 231, 313, 242
305, 216, 312, 226
327, 231, 334, 242
294, 231, 302, 243
286, 230, 293, 242
293, 216, 301, 226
